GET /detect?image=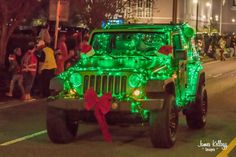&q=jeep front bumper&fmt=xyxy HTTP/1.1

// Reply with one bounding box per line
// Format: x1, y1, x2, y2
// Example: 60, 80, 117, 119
47, 98, 164, 111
